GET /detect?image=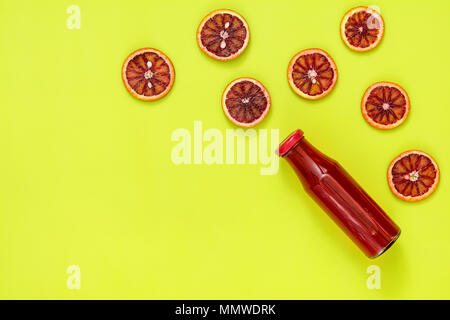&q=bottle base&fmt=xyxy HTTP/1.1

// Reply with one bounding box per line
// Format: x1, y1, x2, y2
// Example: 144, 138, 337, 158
371, 230, 401, 259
